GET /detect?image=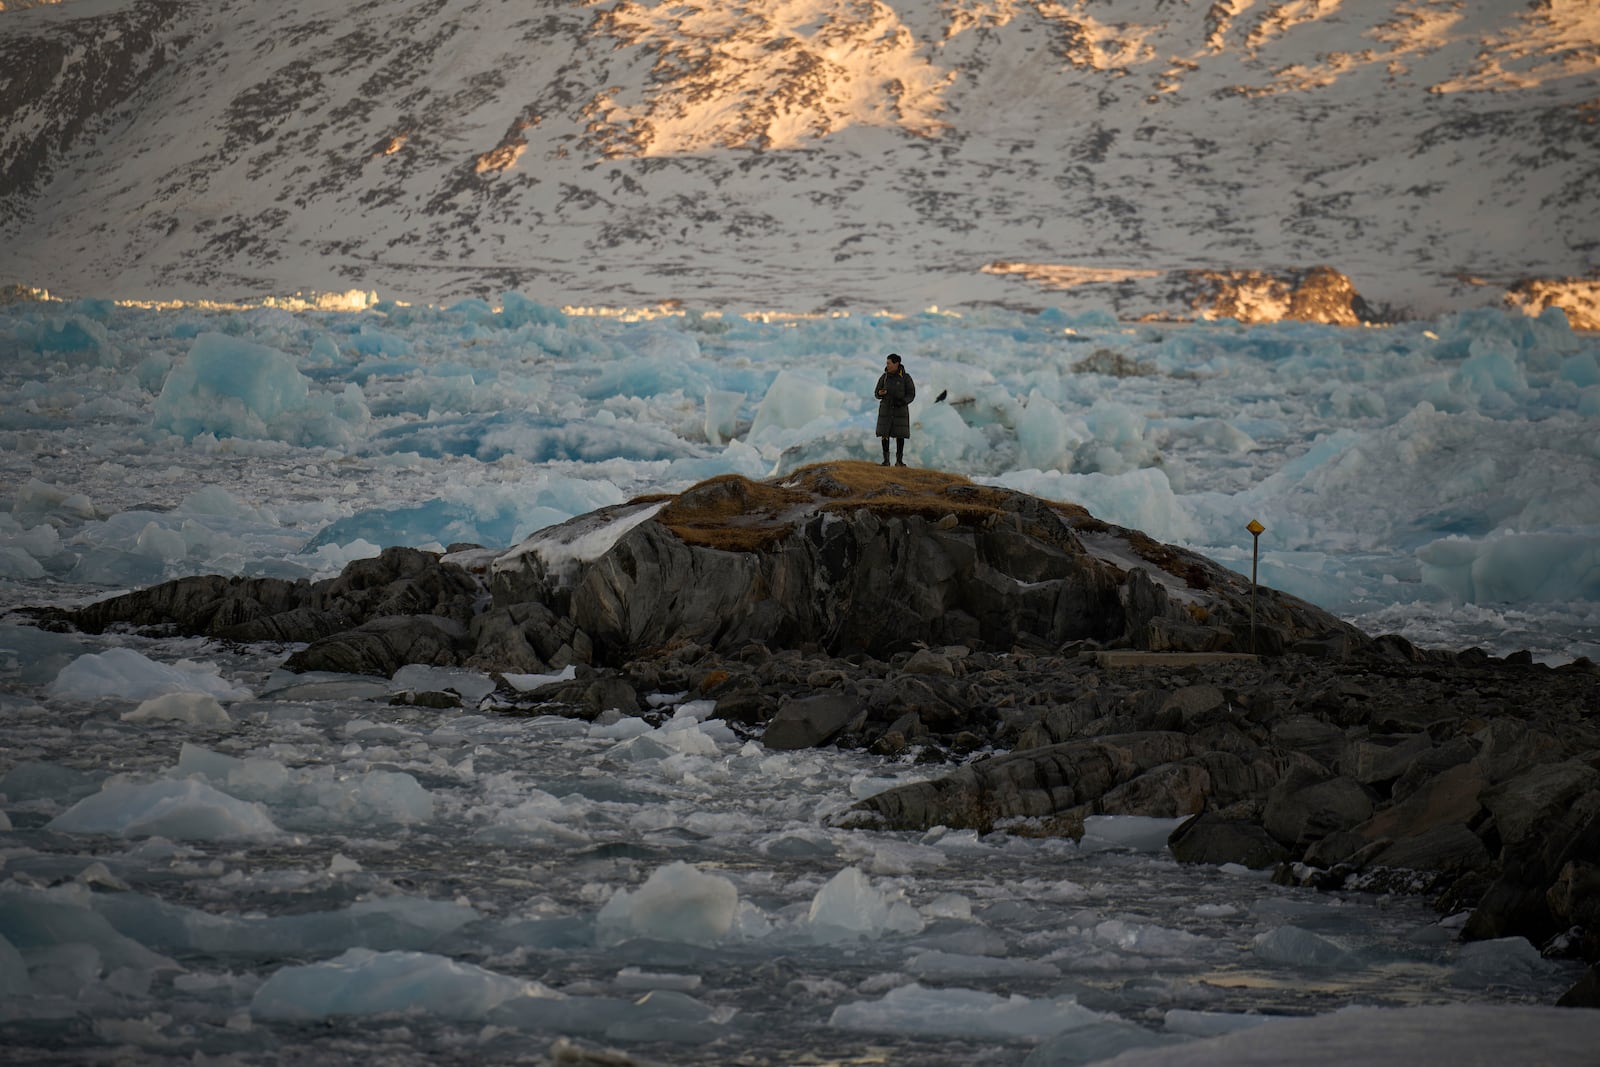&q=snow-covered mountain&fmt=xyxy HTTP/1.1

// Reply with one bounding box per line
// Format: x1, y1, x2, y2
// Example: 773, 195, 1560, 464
2, 0, 1597, 319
